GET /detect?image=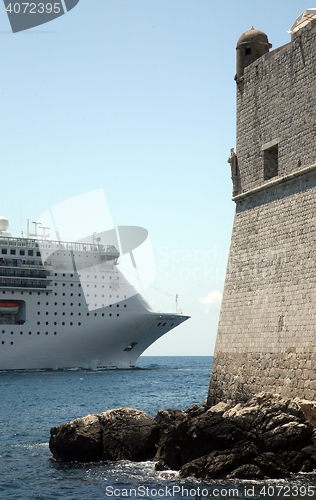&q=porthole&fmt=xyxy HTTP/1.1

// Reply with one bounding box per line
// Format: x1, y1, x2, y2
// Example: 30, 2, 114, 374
62, 322, 65, 325
1, 341, 4, 344
87, 313, 89, 316
54, 332, 57, 335
37, 312, 40, 315
94, 313, 97, 316
46, 312, 49, 315
37, 322, 40, 325
117, 313, 119, 317
124, 305, 127, 308
78, 312, 81, 316
62, 312, 65, 316
102, 313, 104, 317
37, 332, 40, 335
20, 332, 23, 335
63, 283, 65, 287
10, 331, 14, 335
29, 332, 32, 335
45, 332, 48, 335
117, 304, 119, 307
54, 322, 57, 325
70, 322, 73, 326
2, 330, 4, 334
10, 341, 13, 345
109, 313, 112, 317
78, 322, 81, 326
37, 301, 41, 305
46, 322, 49, 326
